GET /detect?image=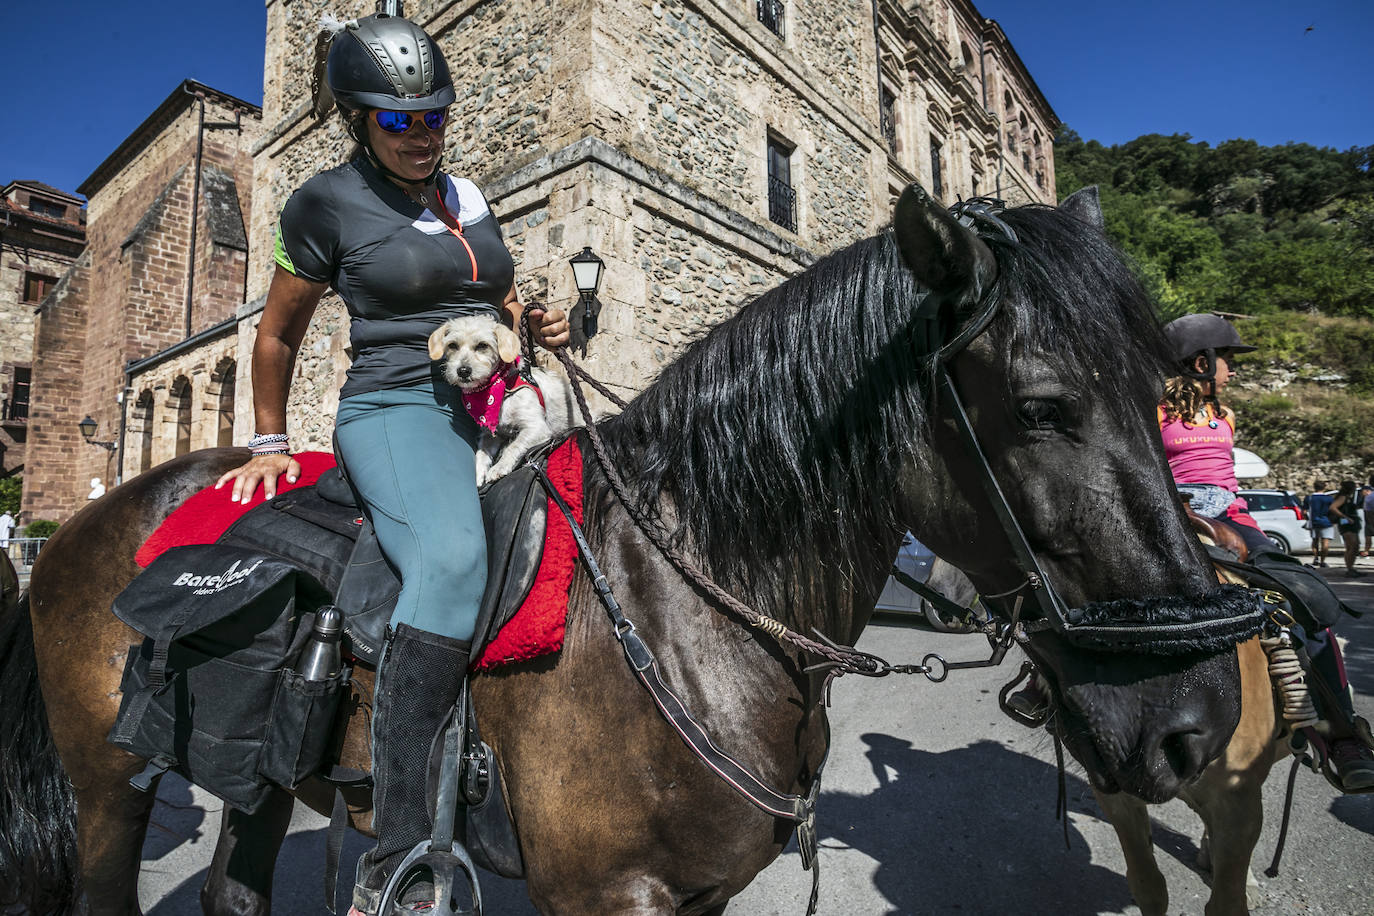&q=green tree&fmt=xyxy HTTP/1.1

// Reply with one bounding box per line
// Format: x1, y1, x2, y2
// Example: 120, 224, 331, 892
0, 476, 19, 516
